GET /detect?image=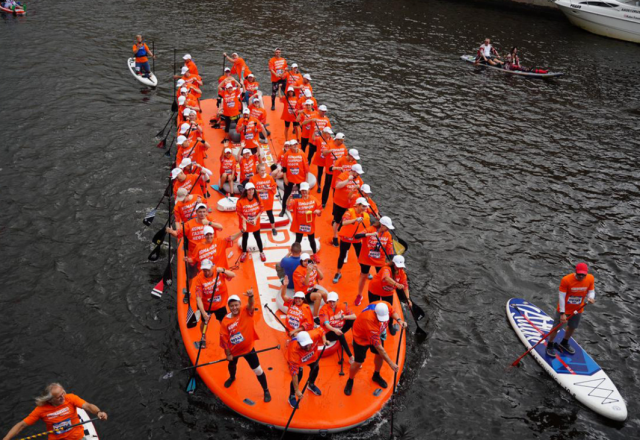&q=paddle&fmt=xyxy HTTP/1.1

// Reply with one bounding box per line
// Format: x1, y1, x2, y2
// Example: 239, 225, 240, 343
16, 417, 99, 440
280, 343, 328, 439
162, 345, 280, 379
389, 327, 405, 440
152, 41, 155, 76
264, 304, 288, 331
143, 180, 172, 226
357, 187, 408, 255
156, 119, 174, 149
186, 272, 221, 394
181, 221, 191, 304
508, 302, 588, 369
148, 217, 171, 261
171, 48, 178, 113
155, 111, 176, 138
